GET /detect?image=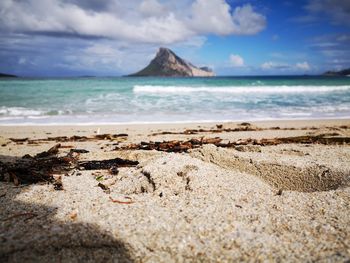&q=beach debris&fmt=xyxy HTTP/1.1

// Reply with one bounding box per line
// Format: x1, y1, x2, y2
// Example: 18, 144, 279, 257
109, 196, 134, 204
0, 144, 75, 185
97, 175, 117, 193
98, 182, 109, 191
53, 175, 64, 190
35, 143, 61, 158
69, 211, 78, 221
117, 134, 350, 153
109, 165, 119, 175
256, 135, 350, 146
117, 137, 223, 153
148, 124, 332, 136
234, 145, 262, 152
78, 158, 138, 170
2, 212, 37, 222
95, 175, 104, 181
0, 137, 11, 147
150, 124, 349, 137
150, 126, 262, 136
0, 144, 138, 187
9, 137, 29, 143
9, 133, 128, 144
240, 122, 251, 126
70, 149, 89, 154
275, 189, 283, 196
